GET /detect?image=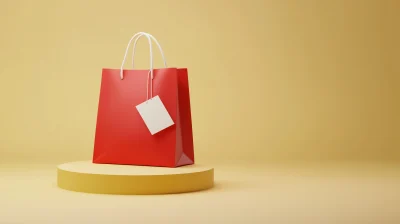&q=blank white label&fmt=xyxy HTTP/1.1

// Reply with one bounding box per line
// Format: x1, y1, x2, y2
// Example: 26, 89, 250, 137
136, 95, 174, 135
